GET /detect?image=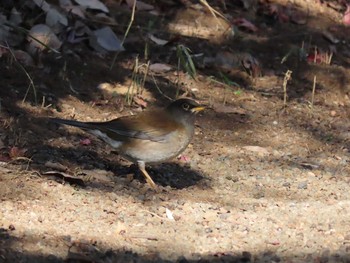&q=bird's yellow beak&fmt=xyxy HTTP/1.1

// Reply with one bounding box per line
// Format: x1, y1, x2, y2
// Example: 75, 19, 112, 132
191, 106, 206, 113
